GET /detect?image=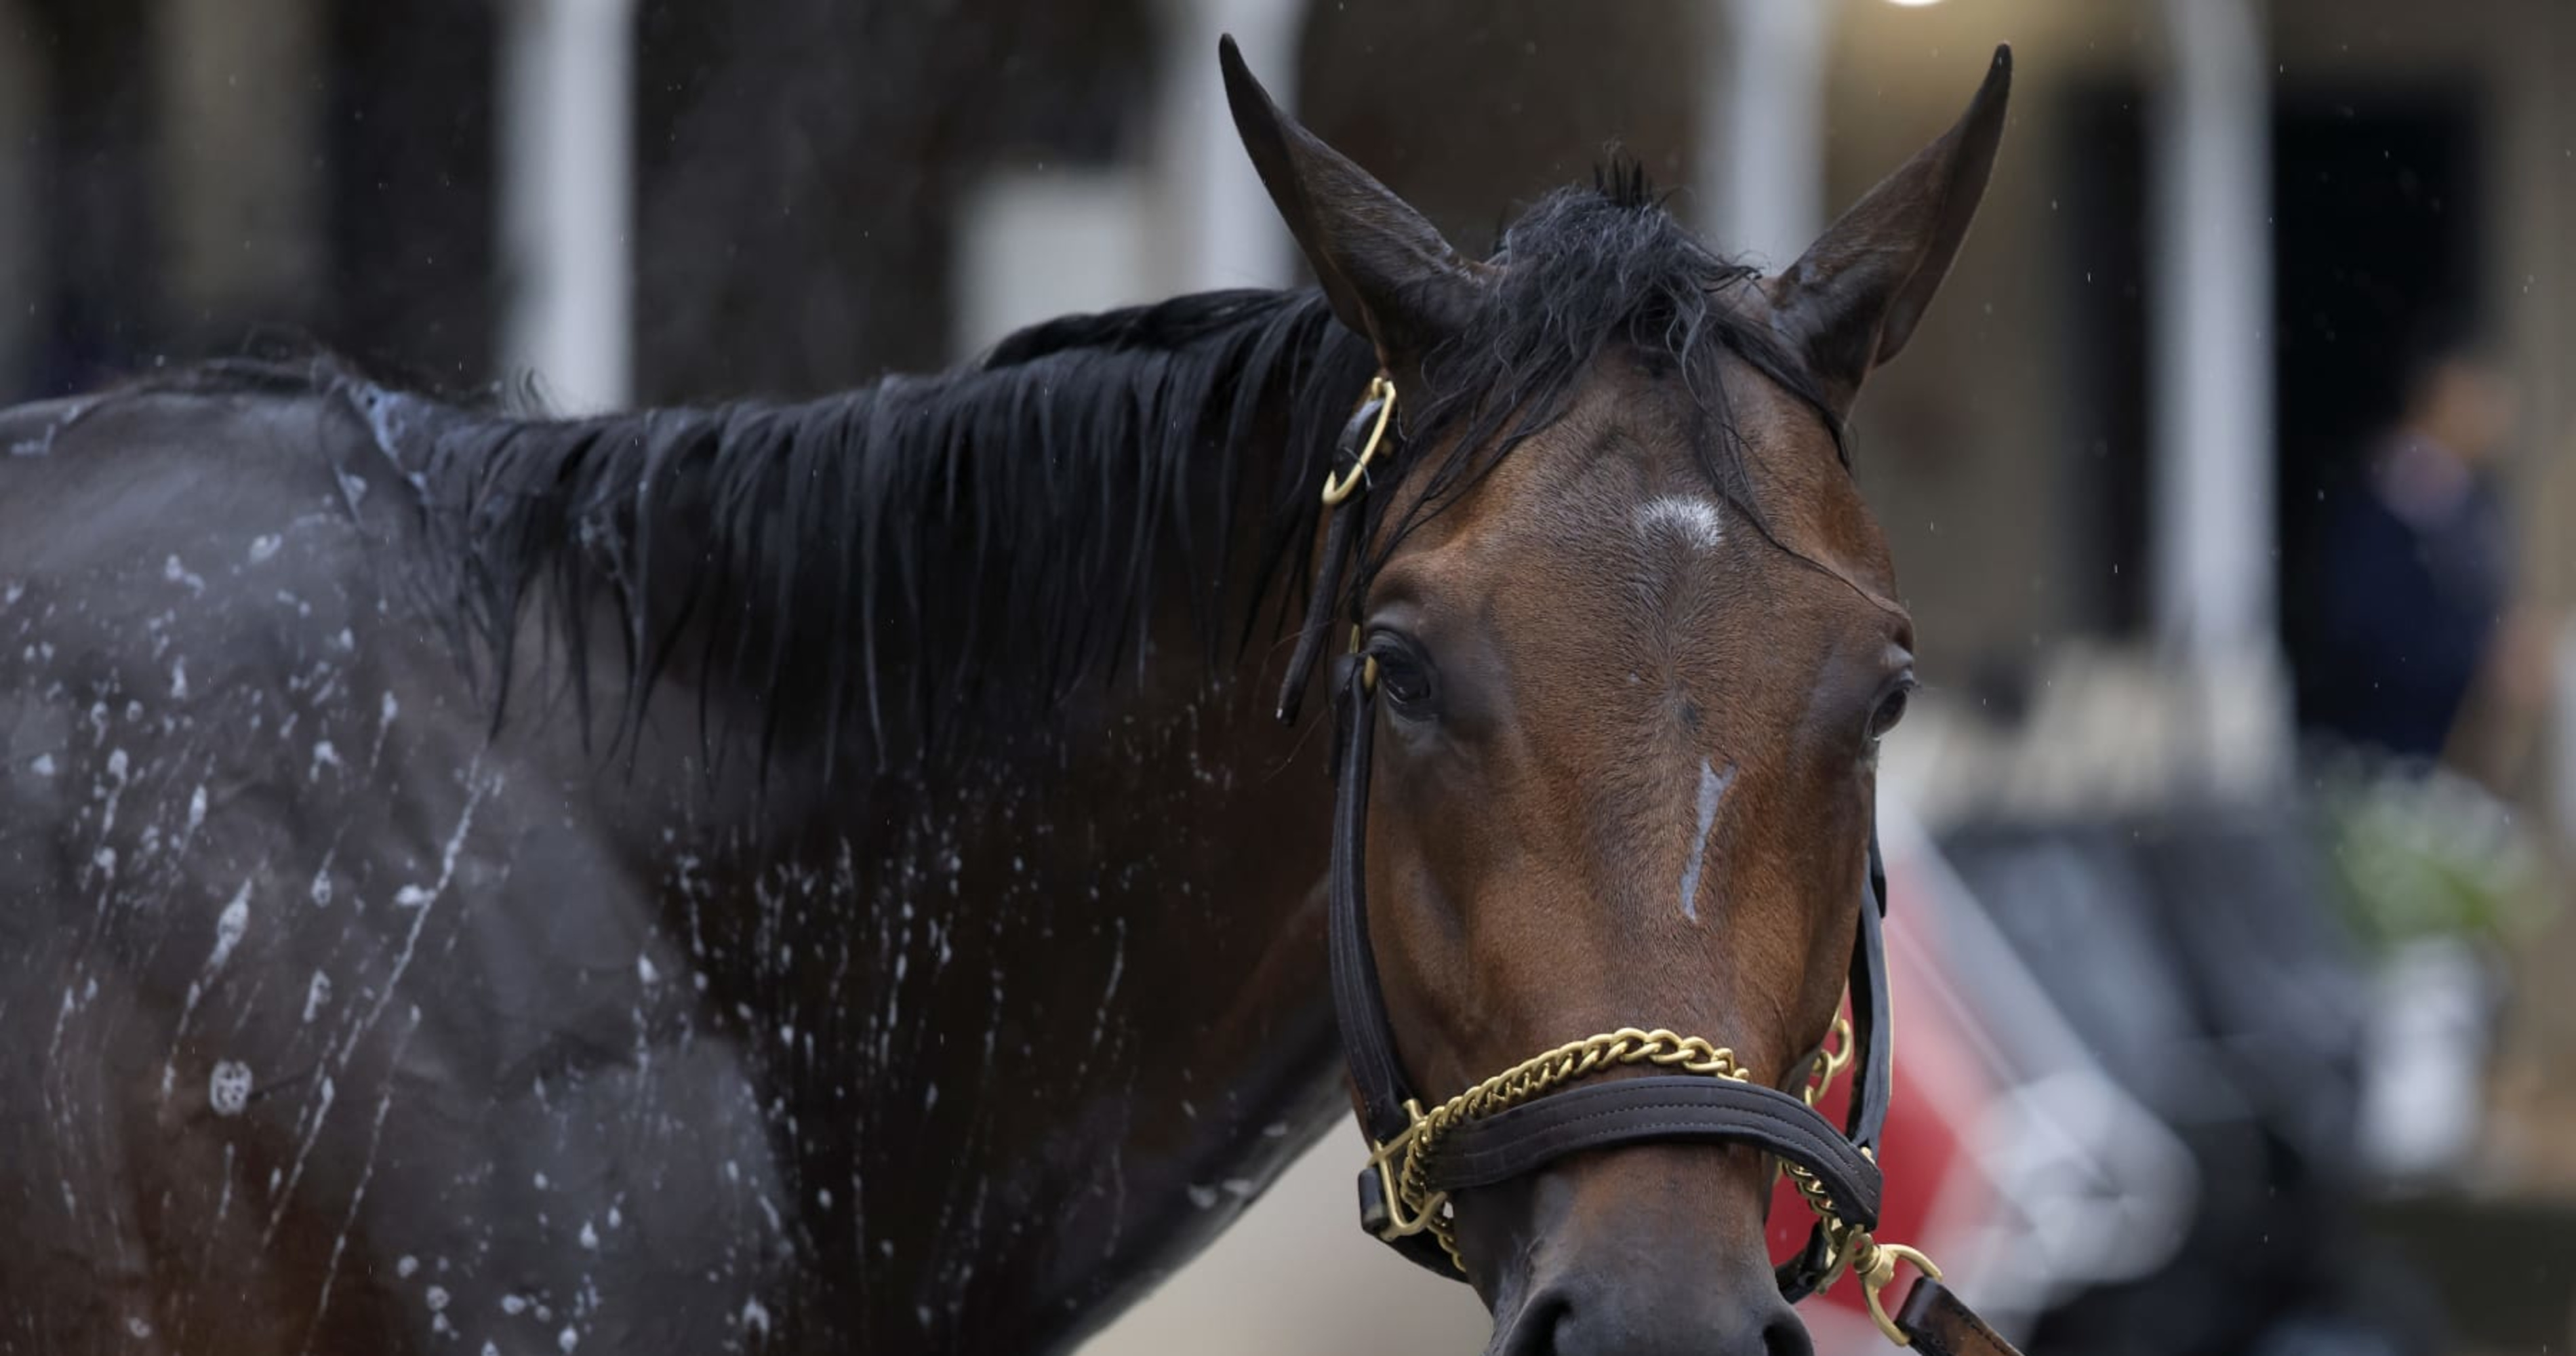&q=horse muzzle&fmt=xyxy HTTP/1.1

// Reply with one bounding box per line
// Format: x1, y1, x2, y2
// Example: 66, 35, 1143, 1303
1474, 1145, 1813, 1356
